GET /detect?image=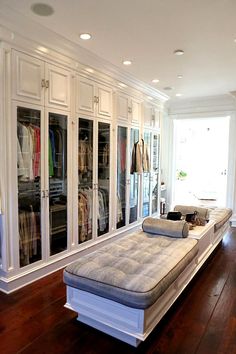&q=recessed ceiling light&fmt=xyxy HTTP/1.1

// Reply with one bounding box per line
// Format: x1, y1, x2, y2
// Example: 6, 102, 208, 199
163, 86, 173, 91
152, 79, 160, 83
85, 67, 94, 73
118, 82, 127, 88
80, 33, 92, 40
234, 38, 236, 43
177, 75, 183, 79
37, 46, 48, 53
122, 60, 132, 66
174, 49, 184, 56
31, 3, 54, 16
176, 93, 183, 97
